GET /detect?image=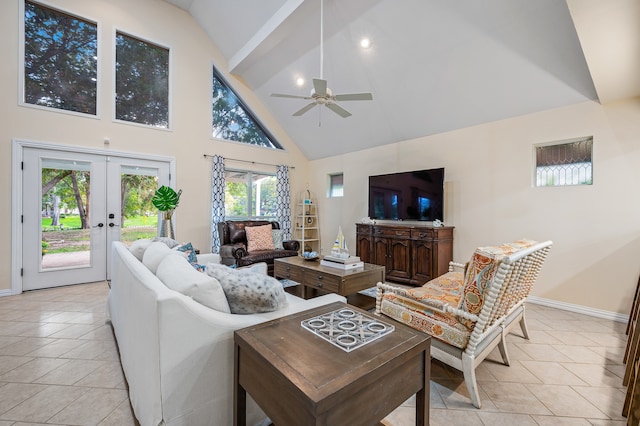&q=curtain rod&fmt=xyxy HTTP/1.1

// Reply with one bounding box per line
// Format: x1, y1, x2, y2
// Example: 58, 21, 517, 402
202, 154, 295, 169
